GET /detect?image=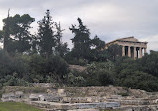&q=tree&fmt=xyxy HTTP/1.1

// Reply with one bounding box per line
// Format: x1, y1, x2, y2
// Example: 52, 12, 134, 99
55, 22, 69, 57
91, 35, 105, 50
70, 18, 91, 60
140, 50, 158, 77
90, 35, 107, 61
37, 10, 56, 58
107, 44, 122, 61
30, 35, 39, 54
1, 9, 10, 53
2, 13, 34, 54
